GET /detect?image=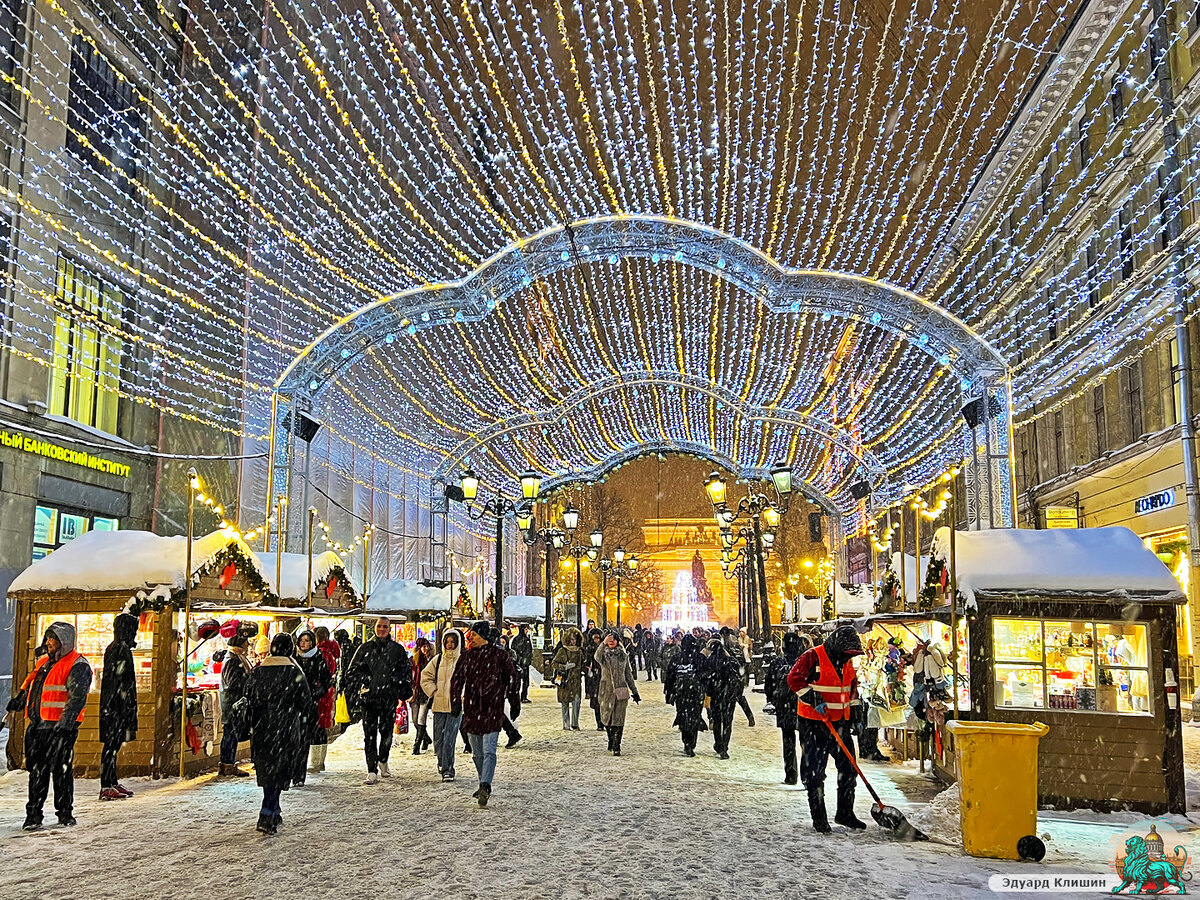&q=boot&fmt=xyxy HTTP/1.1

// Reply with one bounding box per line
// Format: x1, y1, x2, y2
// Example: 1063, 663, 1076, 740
317, 743, 328, 772
613, 726, 624, 756
308, 744, 322, 774
413, 724, 427, 755
220, 762, 250, 777
422, 726, 433, 751
834, 783, 867, 830
606, 726, 615, 753
807, 786, 831, 834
